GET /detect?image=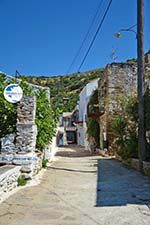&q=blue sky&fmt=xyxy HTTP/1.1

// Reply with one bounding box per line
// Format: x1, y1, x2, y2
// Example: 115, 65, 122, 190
0, 0, 149, 76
